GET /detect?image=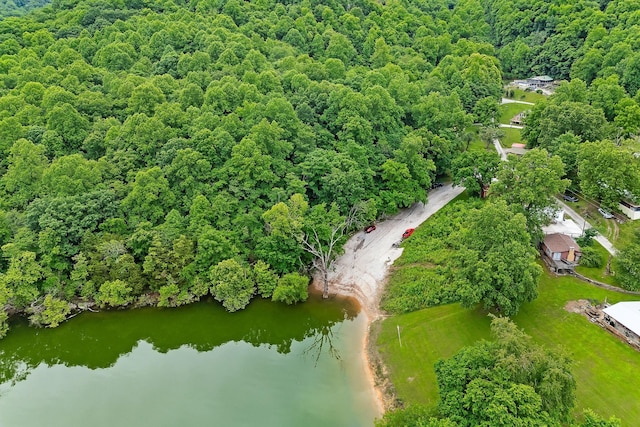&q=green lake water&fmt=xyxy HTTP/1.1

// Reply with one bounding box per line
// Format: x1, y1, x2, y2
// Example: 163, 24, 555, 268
0, 295, 380, 426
